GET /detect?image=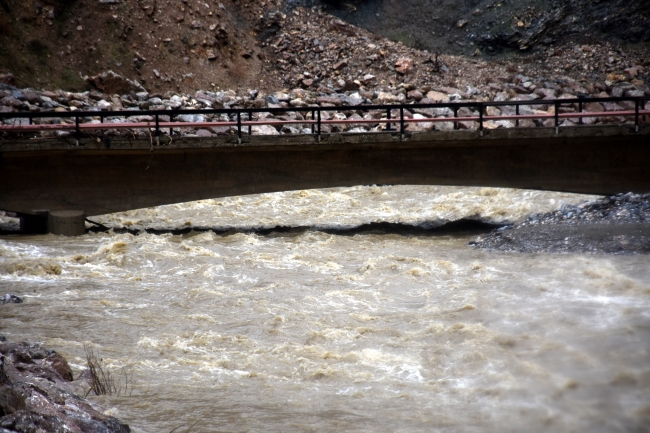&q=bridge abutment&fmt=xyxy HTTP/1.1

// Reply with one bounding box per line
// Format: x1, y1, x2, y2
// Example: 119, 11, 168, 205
19, 210, 86, 236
